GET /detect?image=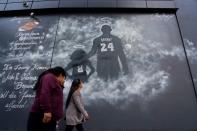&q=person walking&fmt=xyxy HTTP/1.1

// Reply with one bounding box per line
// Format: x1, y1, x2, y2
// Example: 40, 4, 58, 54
27, 66, 67, 131
65, 78, 89, 131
